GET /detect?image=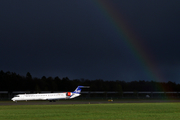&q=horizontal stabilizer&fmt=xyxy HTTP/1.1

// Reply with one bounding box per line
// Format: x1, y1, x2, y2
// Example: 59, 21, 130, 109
78, 86, 90, 88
